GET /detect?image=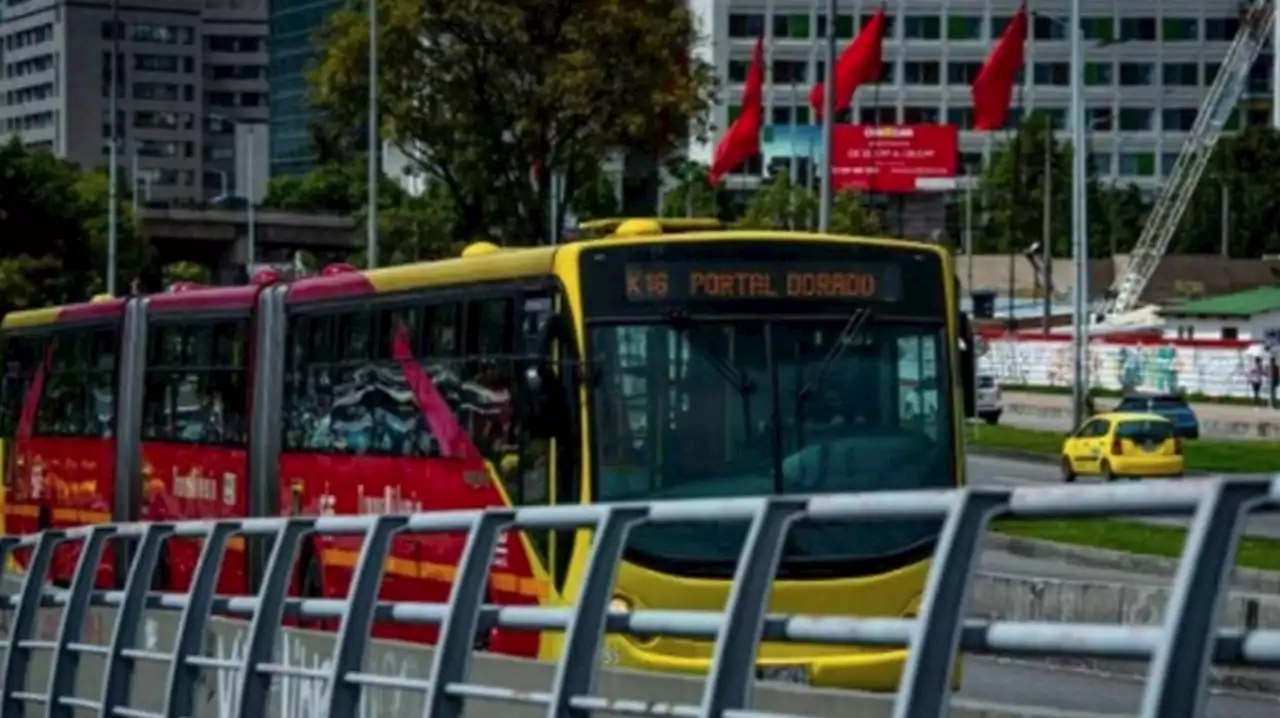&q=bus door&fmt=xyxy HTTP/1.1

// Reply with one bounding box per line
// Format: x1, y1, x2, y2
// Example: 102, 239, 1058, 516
1, 321, 123, 586
1, 331, 53, 548
138, 313, 252, 594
